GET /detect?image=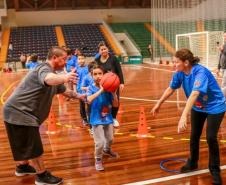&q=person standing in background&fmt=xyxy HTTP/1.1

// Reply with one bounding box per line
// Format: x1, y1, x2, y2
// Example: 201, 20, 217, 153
217, 32, 226, 96
147, 44, 154, 62
95, 42, 124, 127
